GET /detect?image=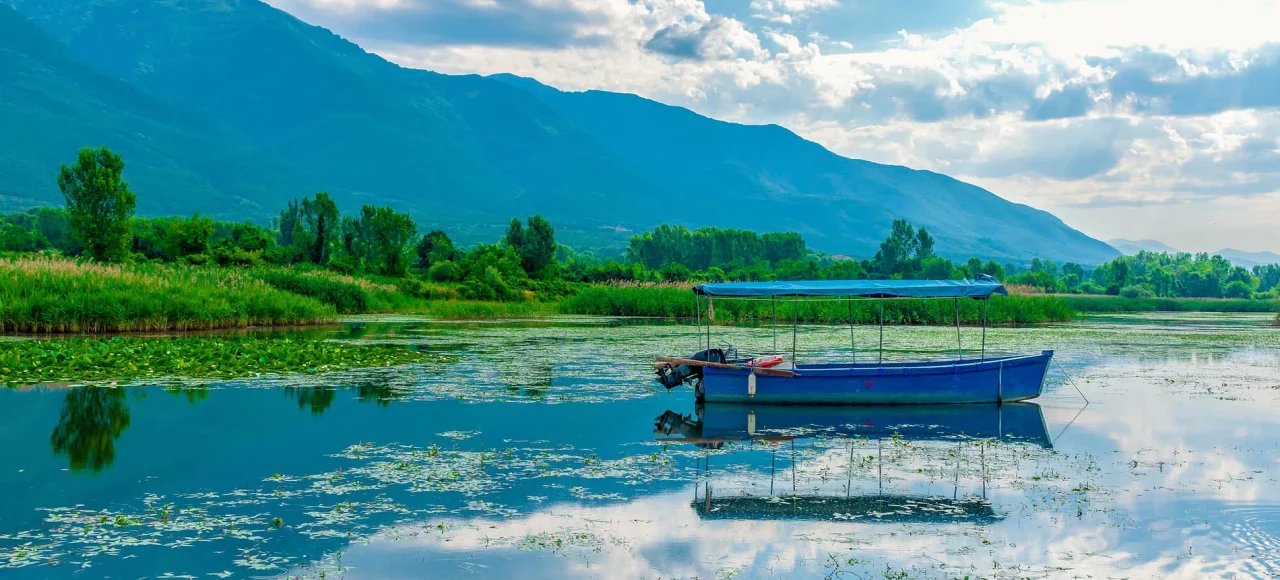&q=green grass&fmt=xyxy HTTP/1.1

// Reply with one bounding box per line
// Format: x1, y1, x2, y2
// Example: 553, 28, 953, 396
0, 335, 443, 384
1062, 295, 1280, 313
420, 300, 559, 320
0, 255, 335, 333
559, 284, 1076, 324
